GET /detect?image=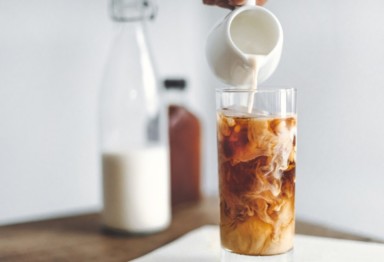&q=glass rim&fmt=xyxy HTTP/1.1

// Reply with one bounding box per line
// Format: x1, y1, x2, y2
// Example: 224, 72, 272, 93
216, 87, 297, 93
